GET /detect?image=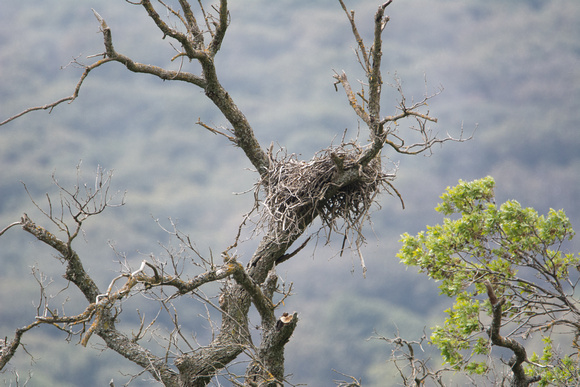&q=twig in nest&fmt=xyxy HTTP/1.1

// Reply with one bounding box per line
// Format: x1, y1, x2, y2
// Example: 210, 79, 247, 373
256, 141, 397, 259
